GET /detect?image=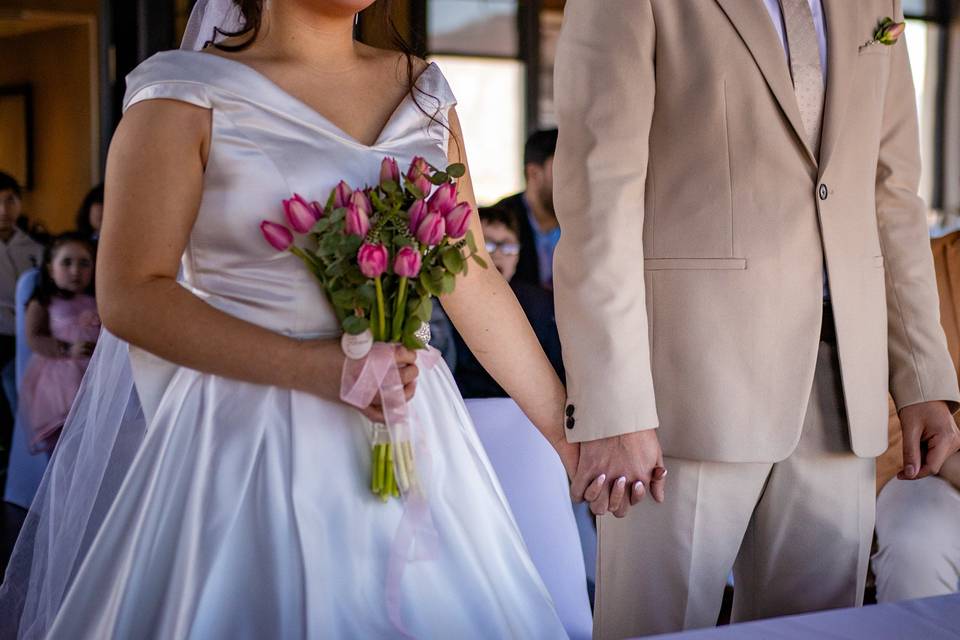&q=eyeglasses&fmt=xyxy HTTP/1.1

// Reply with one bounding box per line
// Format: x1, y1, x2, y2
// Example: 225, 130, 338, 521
485, 241, 520, 256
